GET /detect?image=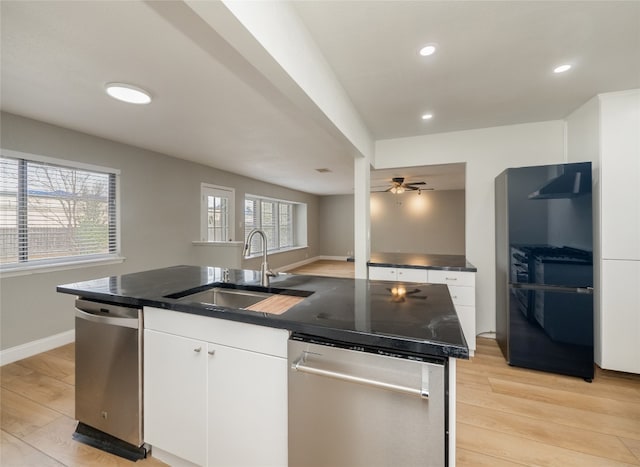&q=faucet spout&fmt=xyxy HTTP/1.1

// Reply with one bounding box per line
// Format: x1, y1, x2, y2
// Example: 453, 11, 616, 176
244, 229, 276, 287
